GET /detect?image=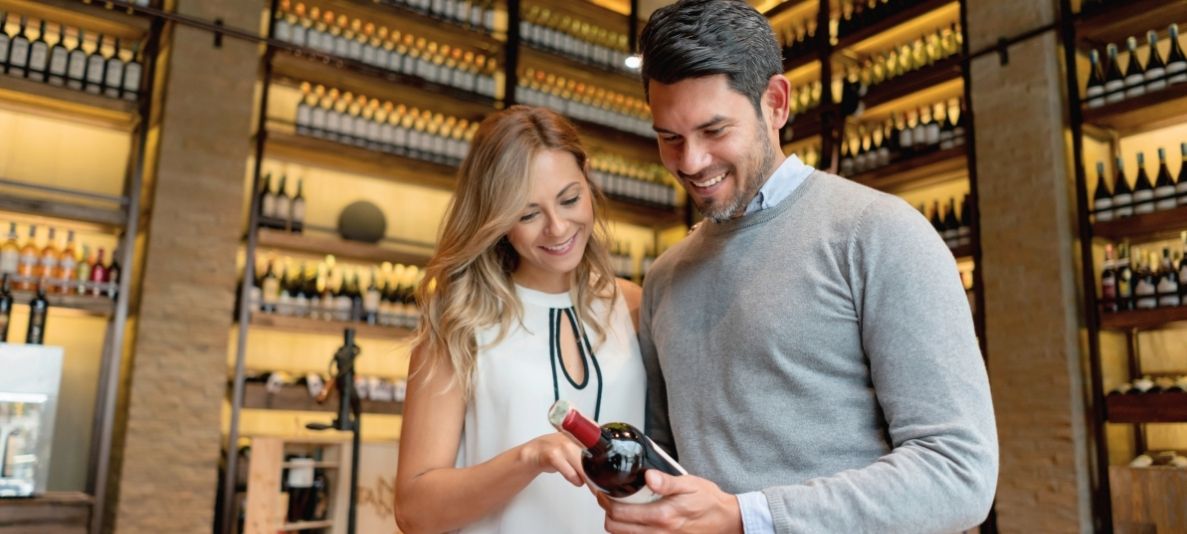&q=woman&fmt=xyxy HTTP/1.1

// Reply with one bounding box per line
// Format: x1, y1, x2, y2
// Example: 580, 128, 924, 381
395, 106, 645, 534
